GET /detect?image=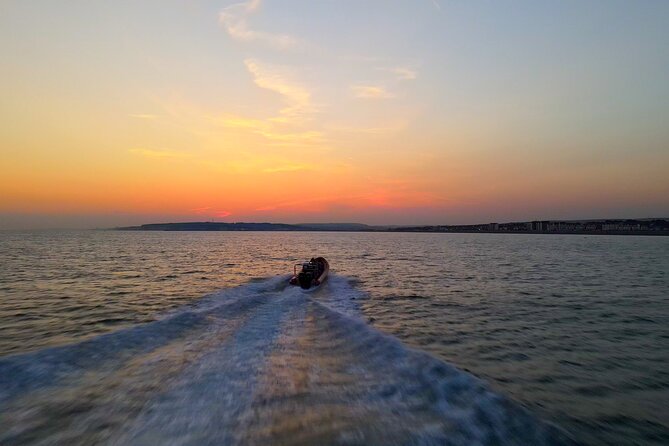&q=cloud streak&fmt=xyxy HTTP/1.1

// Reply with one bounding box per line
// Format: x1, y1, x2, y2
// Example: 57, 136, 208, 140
128, 148, 190, 159
352, 85, 395, 99
386, 67, 418, 81
129, 114, 158, 120
254, 187, 440, 213
244, 58, 315, 124
262, 163, 313, 173
217, 58, 324, 146
219, 0, 299, 50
